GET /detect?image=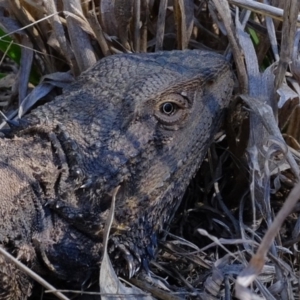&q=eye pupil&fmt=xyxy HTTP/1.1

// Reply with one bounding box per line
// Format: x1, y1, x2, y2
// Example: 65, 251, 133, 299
162, 102, 174, 114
